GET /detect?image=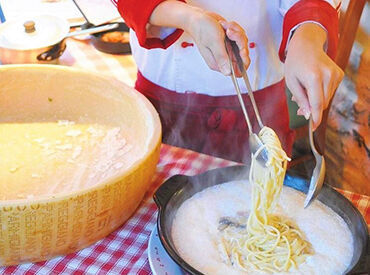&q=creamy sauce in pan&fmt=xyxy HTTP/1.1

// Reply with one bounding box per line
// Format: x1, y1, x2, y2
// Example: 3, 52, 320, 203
172, 180, 353, 275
